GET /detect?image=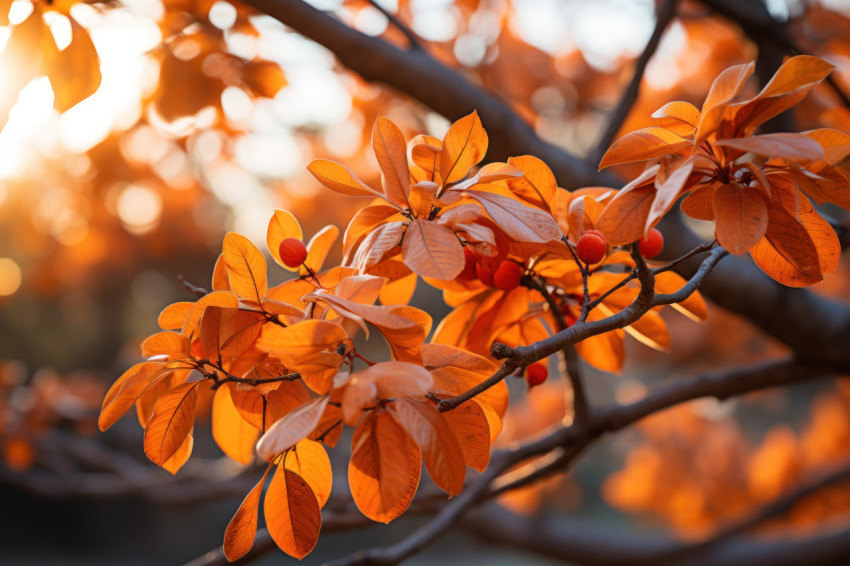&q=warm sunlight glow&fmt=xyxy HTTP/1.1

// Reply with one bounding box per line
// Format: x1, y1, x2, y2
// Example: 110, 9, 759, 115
116, 184, 162, 234
0, 257, 22, 296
